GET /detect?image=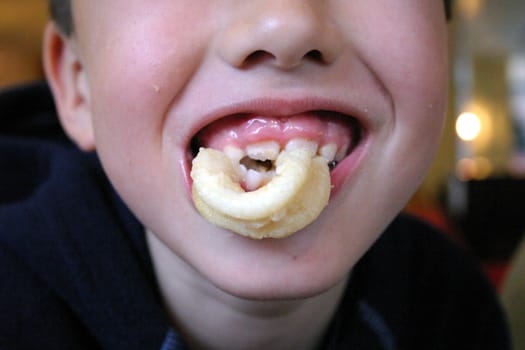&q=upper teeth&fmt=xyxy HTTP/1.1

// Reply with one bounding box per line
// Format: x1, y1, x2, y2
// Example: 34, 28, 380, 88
225, 138, 347, 165
319, 143, 337, 162
284, 139, 318, 156
221, 138, 348, 191
224, 145, 246, 164
246, 141, 280, 161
